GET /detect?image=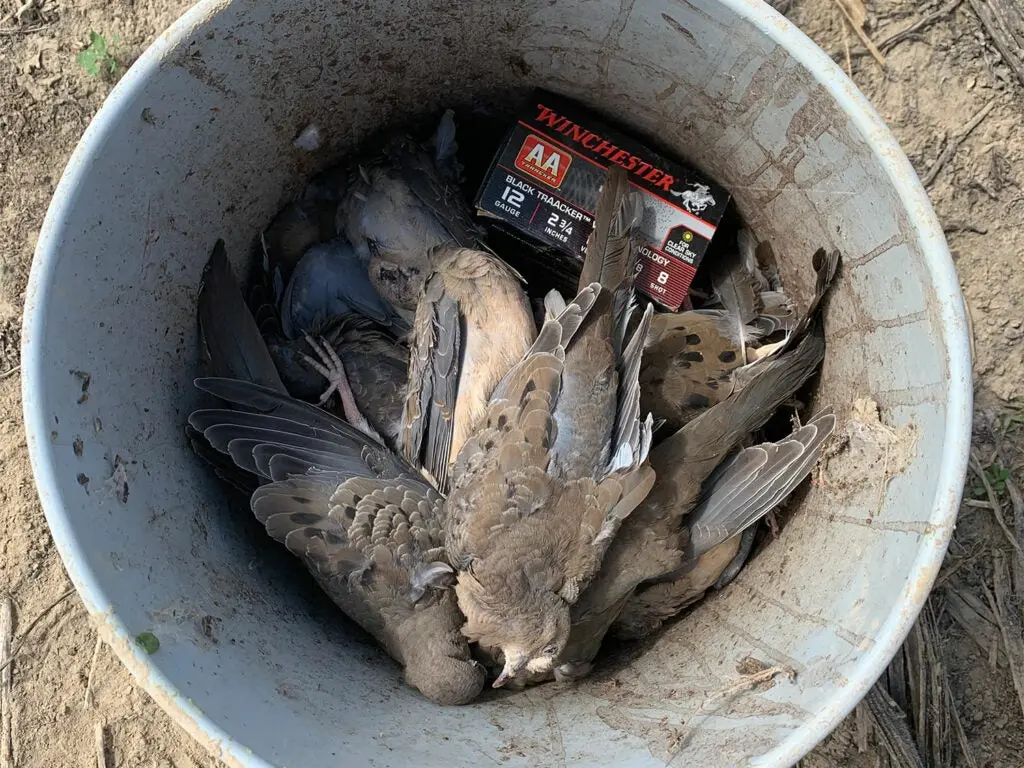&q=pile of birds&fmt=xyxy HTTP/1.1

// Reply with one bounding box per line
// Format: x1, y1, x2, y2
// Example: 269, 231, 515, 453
185, 109, 839, 706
